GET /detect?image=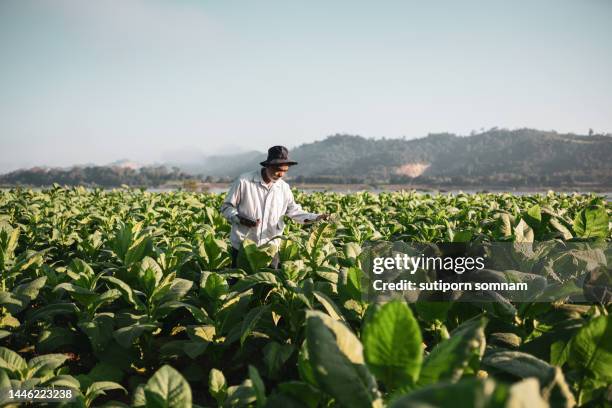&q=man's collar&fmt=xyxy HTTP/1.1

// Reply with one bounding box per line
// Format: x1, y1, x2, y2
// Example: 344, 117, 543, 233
251, 169, 281, 188
251, 169, 262, 183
